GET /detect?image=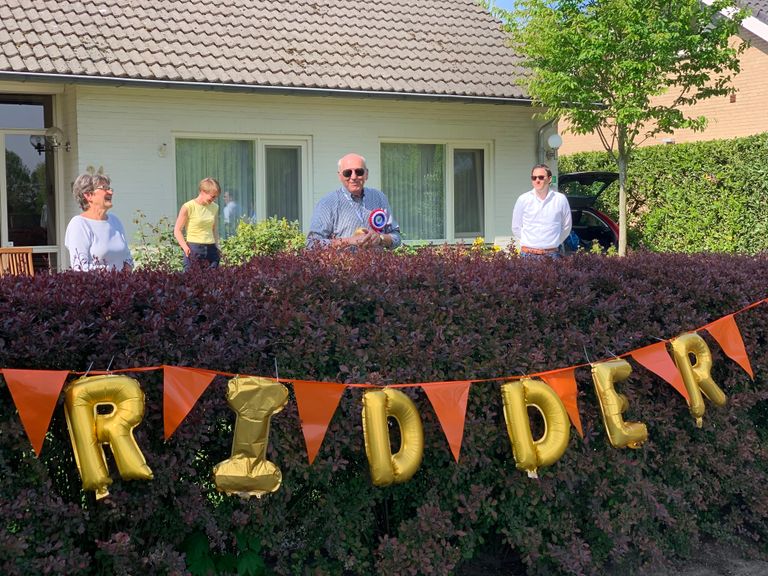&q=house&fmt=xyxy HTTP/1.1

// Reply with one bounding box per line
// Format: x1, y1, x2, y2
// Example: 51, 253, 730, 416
0, 0, 556, 270
558, 0, 768, 155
